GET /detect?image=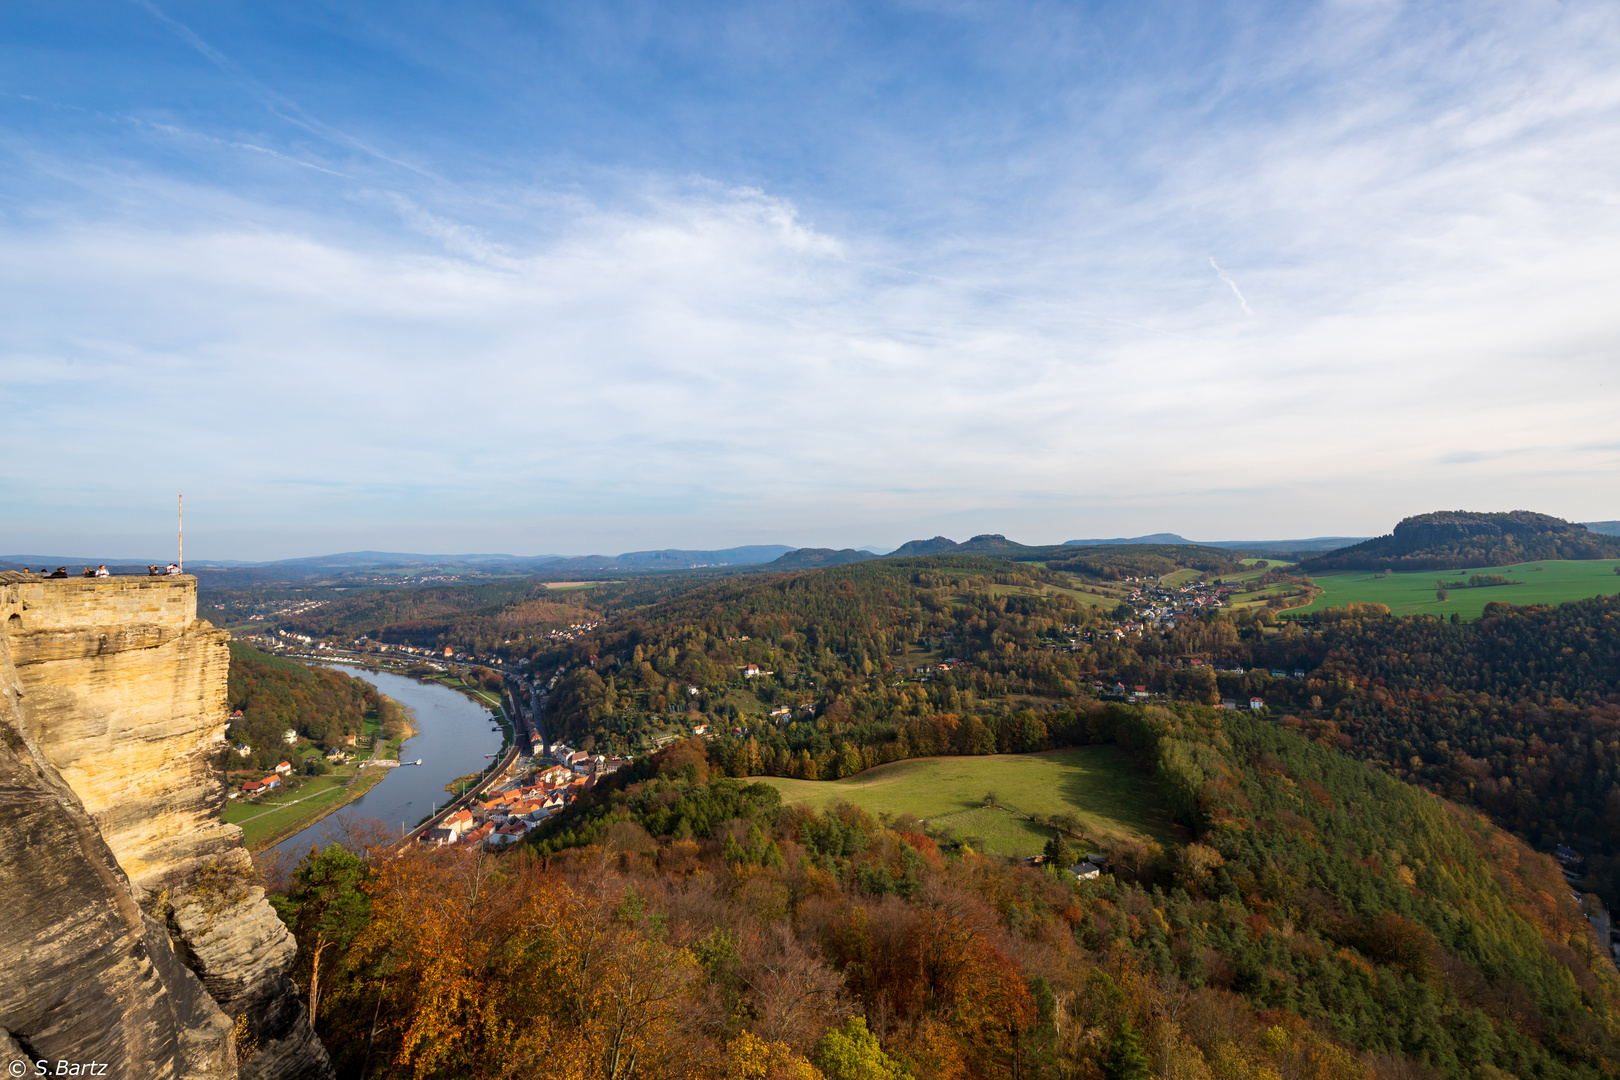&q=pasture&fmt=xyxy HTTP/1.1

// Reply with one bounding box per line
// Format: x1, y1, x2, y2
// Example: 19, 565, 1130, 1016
755, 746, 1176, 858
988, 580, 1119, 608
1287, 559, 1620, 620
